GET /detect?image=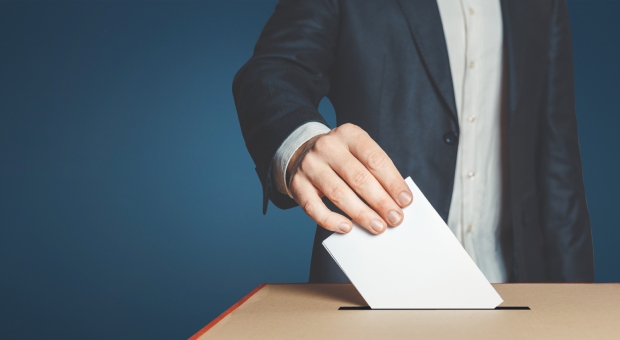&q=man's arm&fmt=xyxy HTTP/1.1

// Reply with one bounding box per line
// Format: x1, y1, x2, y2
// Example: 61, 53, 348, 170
232, 0, 338, 213
538, 0, 595, 281
233, 0, 413, 234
